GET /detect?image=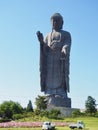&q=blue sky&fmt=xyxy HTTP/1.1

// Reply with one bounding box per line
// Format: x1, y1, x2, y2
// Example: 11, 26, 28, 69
0, 0, 98, 109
